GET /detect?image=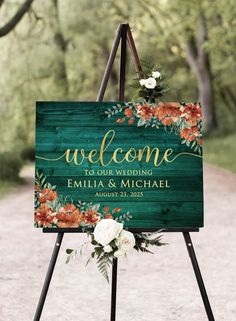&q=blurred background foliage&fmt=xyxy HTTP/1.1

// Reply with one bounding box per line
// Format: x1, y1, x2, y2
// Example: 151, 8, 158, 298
0, 0, 236, 186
